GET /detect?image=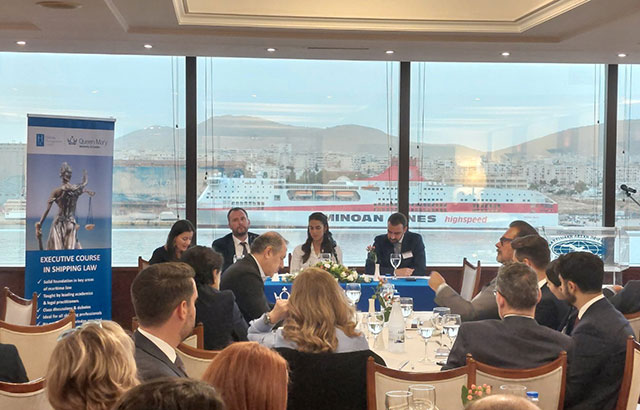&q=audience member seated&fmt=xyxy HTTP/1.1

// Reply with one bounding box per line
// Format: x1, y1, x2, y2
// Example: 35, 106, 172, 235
248, 267, 368, 353
181, 245, 248, 350
220, 232, 288, 323
290, 212, 343, 273
0, 343, 28, 383
443, 262, 572, 370
113, 378, 225, 410
557, 251, 635, 410
511, 234, 571, 330
545, 259, 577, 335
364, 212, 426, 276
131, 262, 198, 380
212, 207, 259, 272
46, 321, 139, 410
607, 280, 640, 314
202, 341, 288, 410
429, 220, 538, 321
466, 394, 539, 410
149, 219, 194, 264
